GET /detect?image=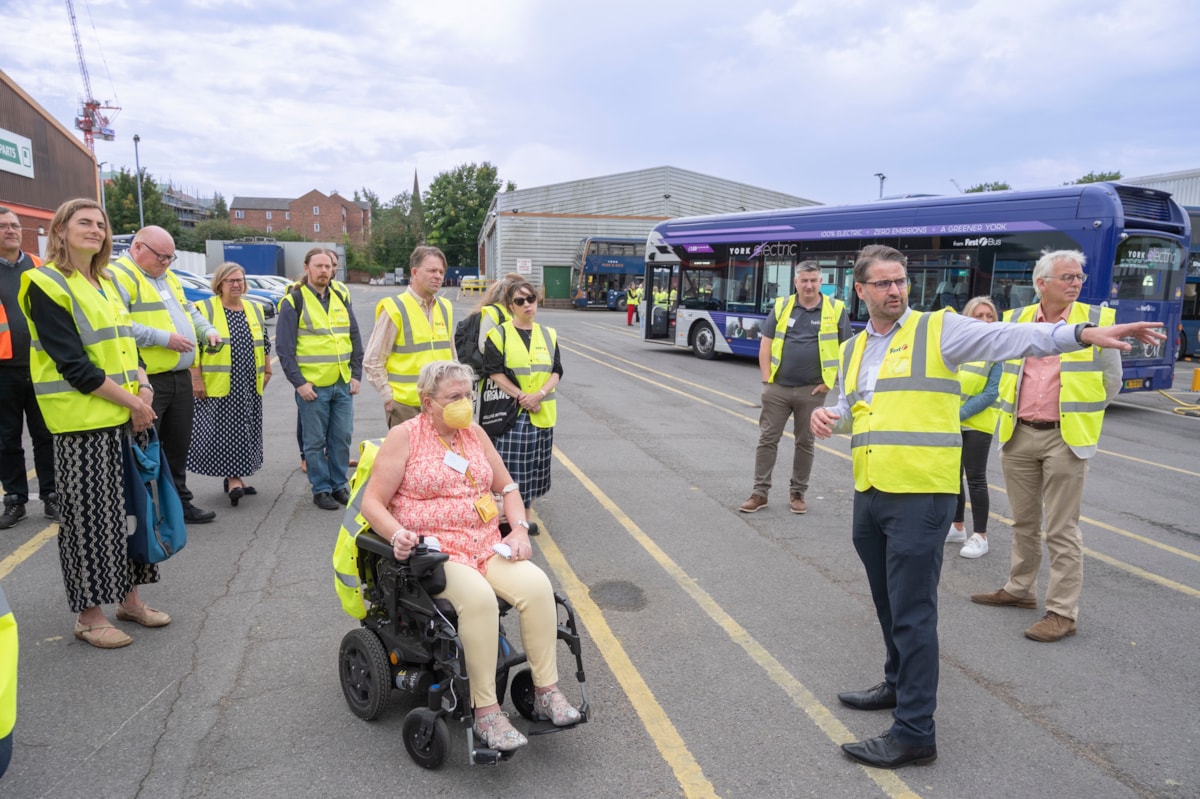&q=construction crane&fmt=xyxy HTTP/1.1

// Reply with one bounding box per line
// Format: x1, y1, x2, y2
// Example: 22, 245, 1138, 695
66, 0, 118, 152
